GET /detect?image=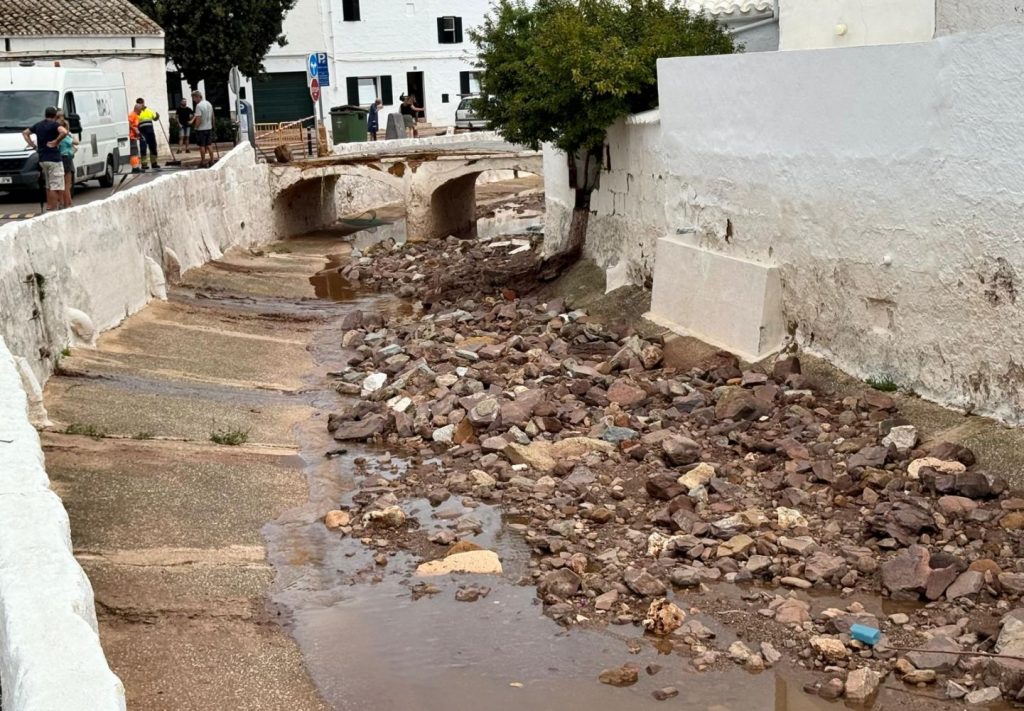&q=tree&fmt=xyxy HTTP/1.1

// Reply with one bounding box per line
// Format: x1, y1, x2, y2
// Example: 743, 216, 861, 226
132, 0, 297, 88
471, 0, 736, 258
